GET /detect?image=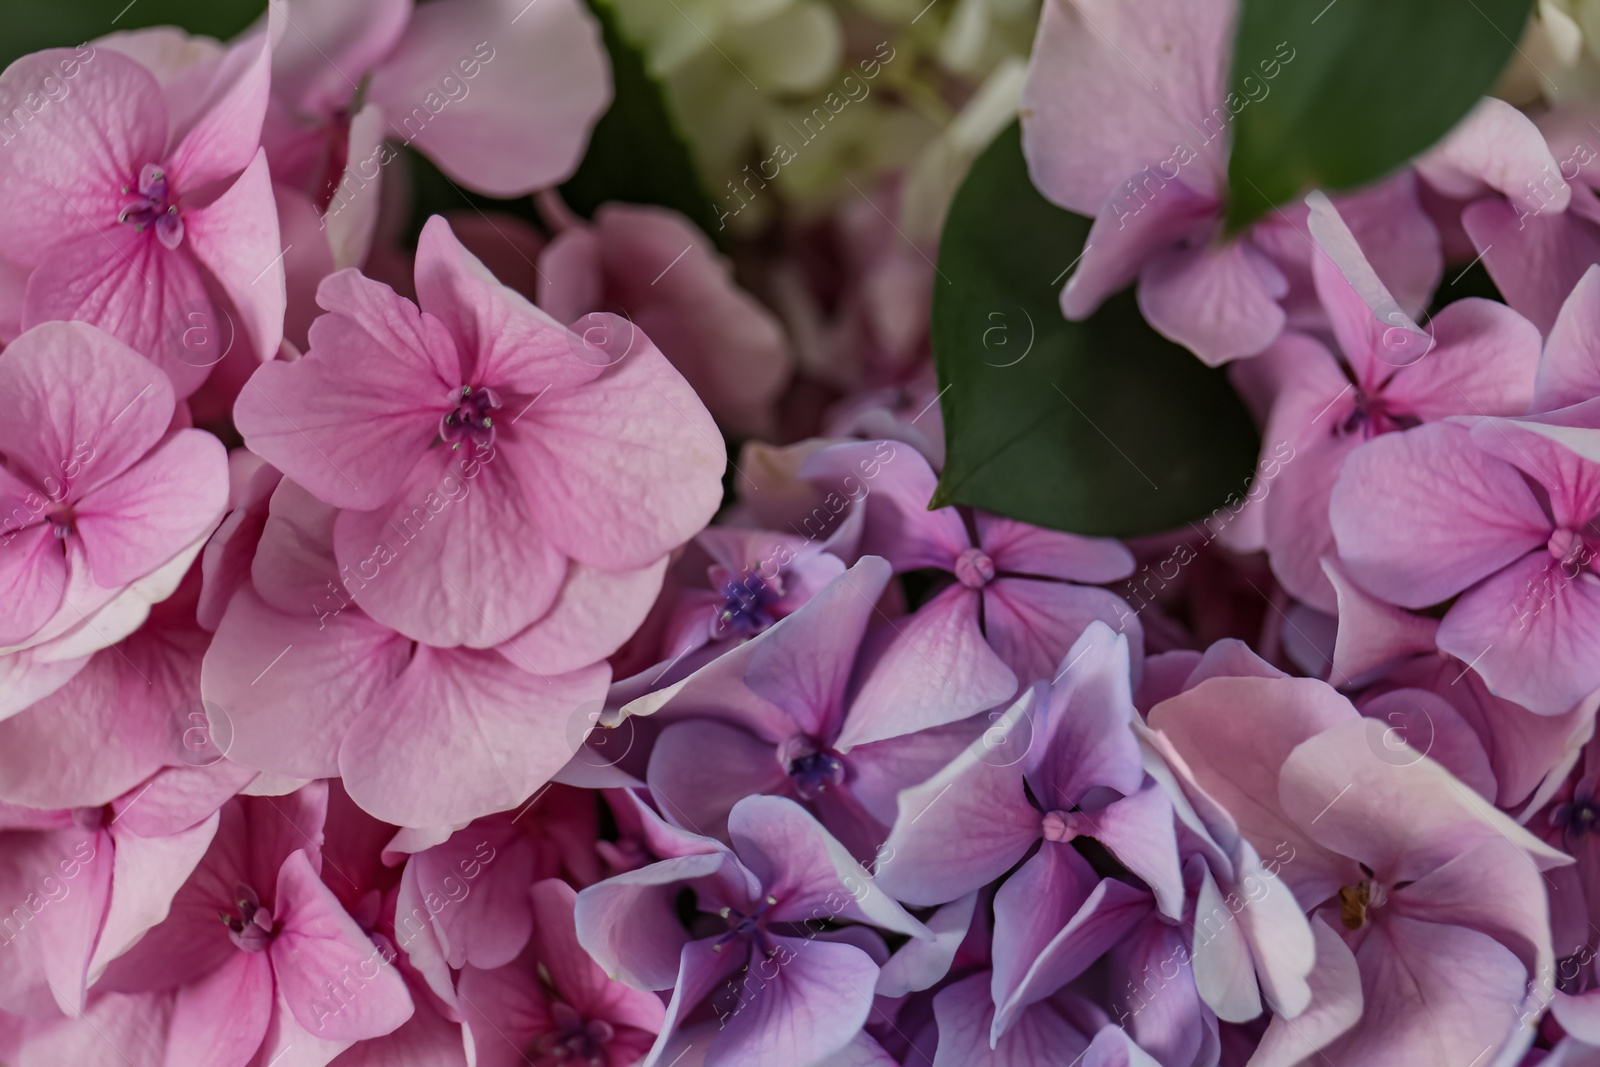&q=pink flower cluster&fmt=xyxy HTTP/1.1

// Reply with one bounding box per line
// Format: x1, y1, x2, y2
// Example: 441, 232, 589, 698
3, 0, 1600, 1064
